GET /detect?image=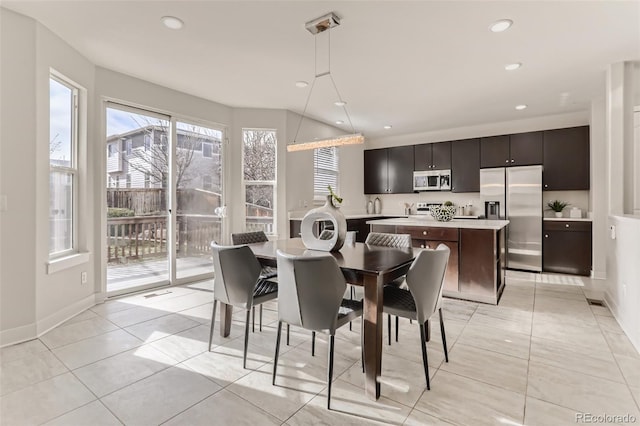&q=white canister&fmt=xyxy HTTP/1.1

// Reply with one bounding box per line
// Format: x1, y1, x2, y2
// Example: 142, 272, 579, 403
366, 200, 373, 214
569, 207, 582, 218
374, 197, 381, 214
